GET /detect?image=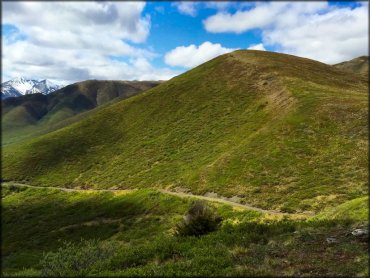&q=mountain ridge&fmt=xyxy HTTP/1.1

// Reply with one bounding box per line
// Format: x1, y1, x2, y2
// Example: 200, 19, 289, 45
2, 79, 161, 145
333, 56, 369, 75
1, 77, 62, 99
